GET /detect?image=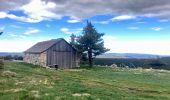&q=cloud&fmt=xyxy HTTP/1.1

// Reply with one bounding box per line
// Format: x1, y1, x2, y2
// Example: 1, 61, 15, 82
151, 27, 162, 31
44, 0, 170, 19
0, 0, 61, 23
1, 0, 170, 21
111, 15, 136, 21
60, 28, 71, 34
67, 19, 80, 23
0, 11, 45, 23
23, 28, 40, 35
104, 36, 170, 55
0, 0, 30, 11
60, 27, 82, 34
0, 12, 7, 18
92, 20, 110, 24
20, 0, 61, 21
